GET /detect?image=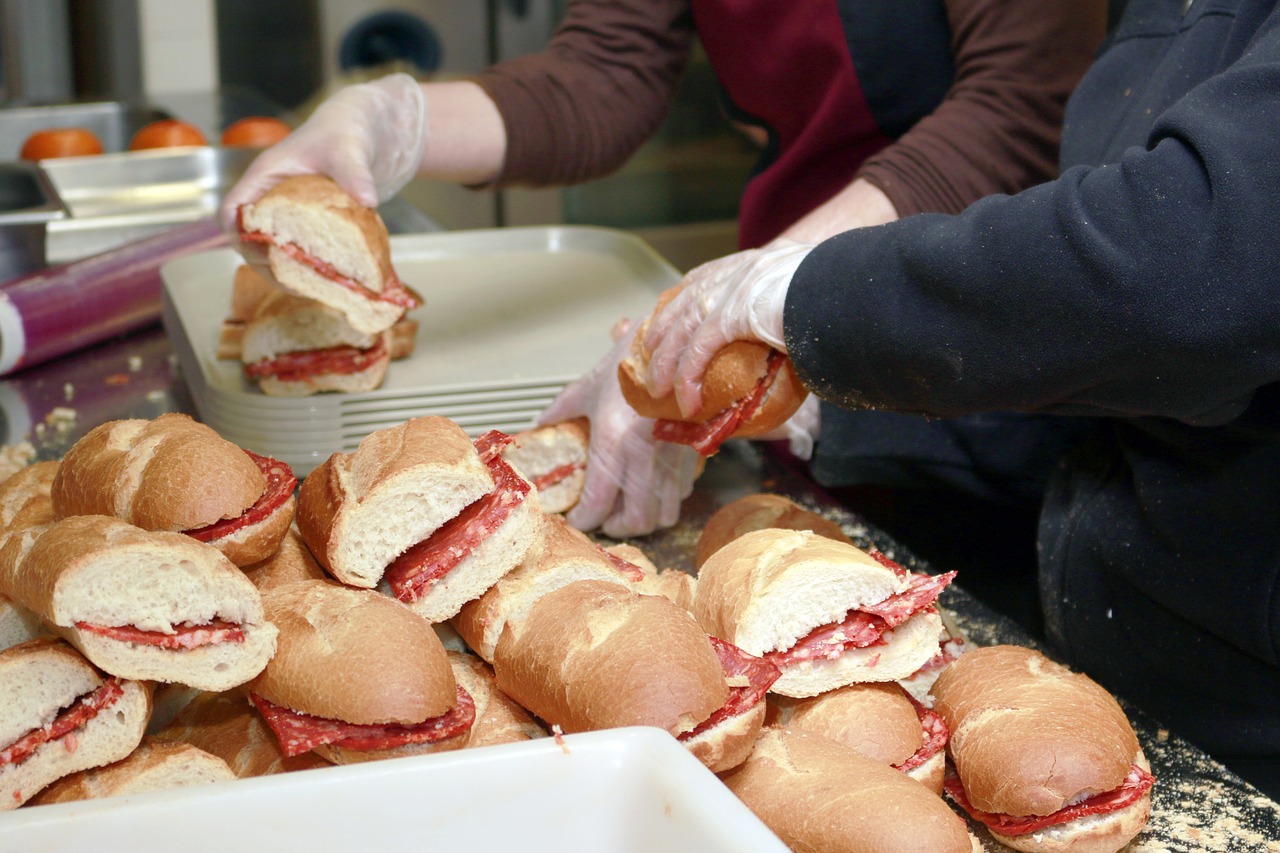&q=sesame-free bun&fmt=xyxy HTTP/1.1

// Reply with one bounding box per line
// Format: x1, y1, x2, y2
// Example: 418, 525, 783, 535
721, 727, 982, 853
696, 493, 853, 568
28, 737, 235, 805
693, 528, 943, 697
